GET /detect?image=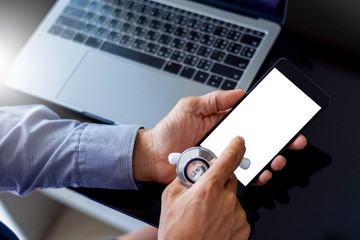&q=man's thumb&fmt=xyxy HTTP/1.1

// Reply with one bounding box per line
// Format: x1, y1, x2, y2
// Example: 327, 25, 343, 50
204, 136, 246, 184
